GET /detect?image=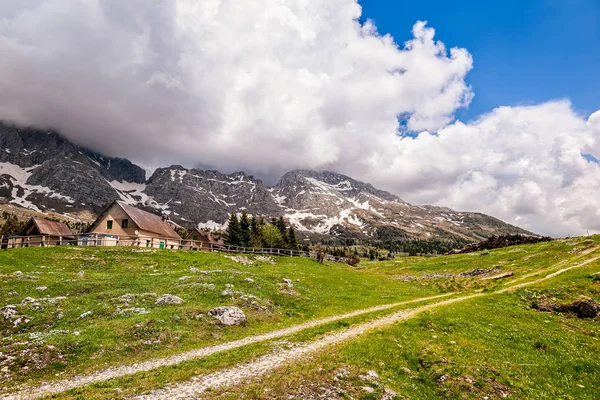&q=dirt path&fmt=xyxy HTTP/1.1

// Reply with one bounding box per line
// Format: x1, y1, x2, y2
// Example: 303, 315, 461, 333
132, 255, 600, 400
0, 293, 454, 400
133, 295, 483, 400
